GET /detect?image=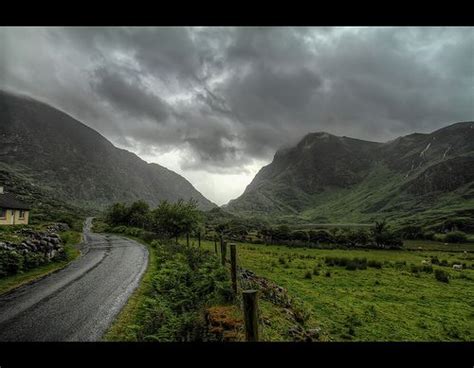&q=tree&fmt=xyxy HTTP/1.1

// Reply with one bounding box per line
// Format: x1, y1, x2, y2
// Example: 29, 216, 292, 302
273, 225, 291, 242
291, 230, 309, 243
128, 200, 151, 229
151, 199, 201, 244
371, 220, 402, 249
105, 203, 129, 226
